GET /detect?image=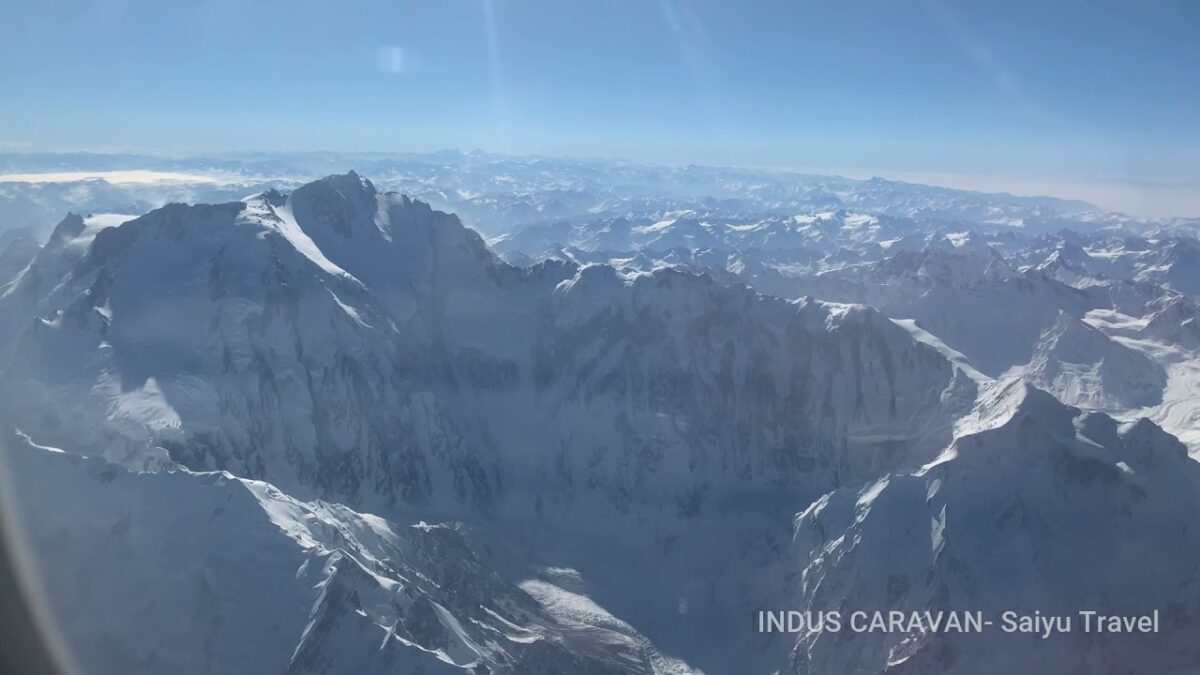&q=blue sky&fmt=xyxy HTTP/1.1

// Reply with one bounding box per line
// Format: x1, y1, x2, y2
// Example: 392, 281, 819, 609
2, 1, 1198, 214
